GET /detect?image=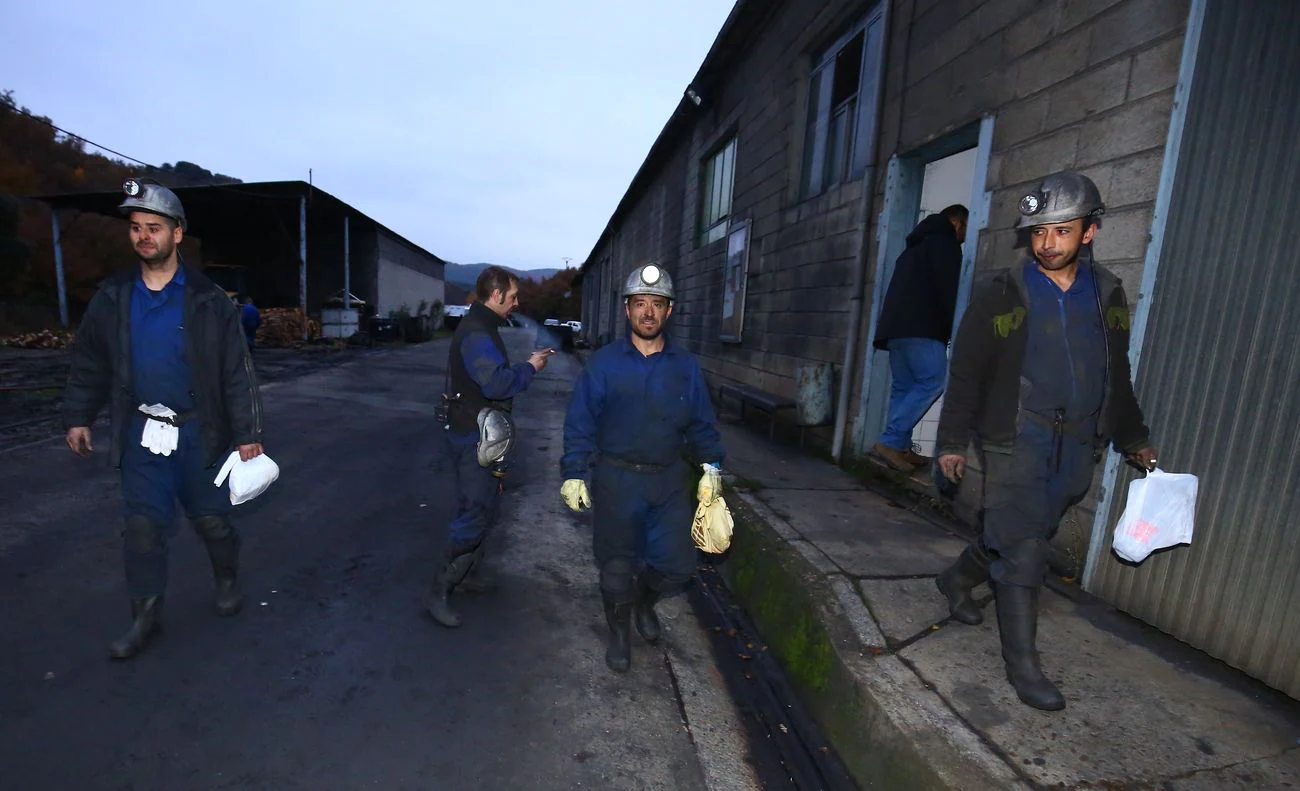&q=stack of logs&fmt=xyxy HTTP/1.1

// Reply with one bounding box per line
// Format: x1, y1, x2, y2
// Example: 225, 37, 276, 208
0, 330, 75, 349
255, 308, 321, 347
